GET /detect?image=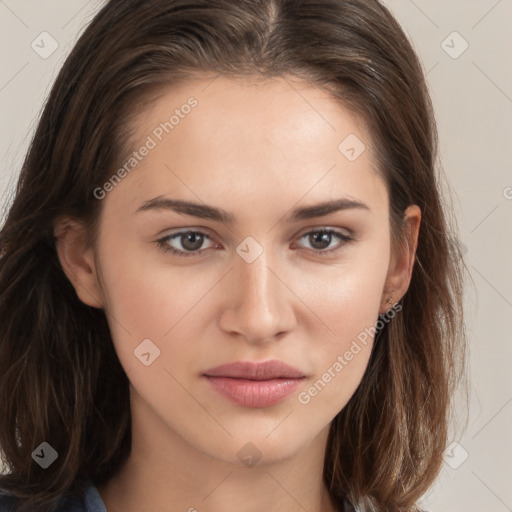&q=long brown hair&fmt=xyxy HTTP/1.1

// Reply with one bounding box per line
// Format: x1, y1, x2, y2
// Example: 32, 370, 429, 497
0, 1, 467, 511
